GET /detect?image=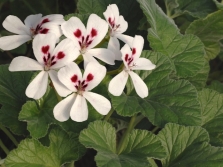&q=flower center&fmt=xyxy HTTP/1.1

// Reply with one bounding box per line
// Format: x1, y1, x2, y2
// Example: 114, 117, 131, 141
30, 18, 50, 37
124, 48, 137, 69
71, 73, 94, 95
